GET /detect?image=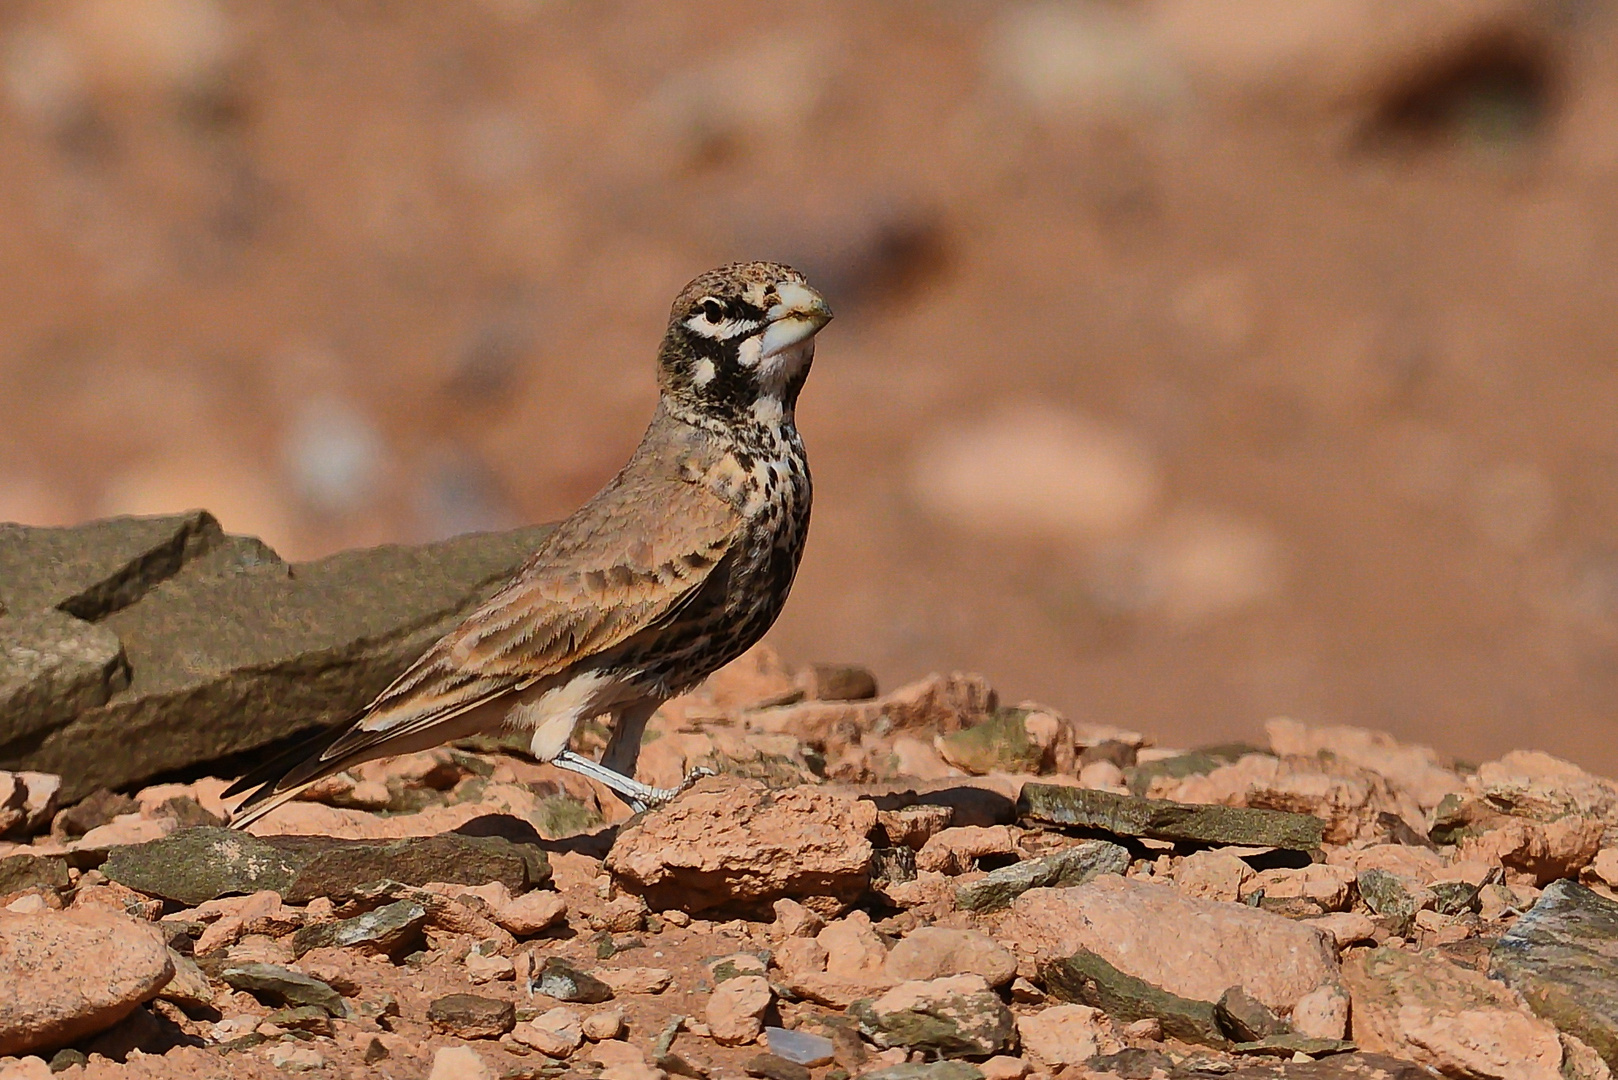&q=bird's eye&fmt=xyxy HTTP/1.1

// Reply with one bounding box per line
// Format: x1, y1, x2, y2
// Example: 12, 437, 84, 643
701, 299, 724, 324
